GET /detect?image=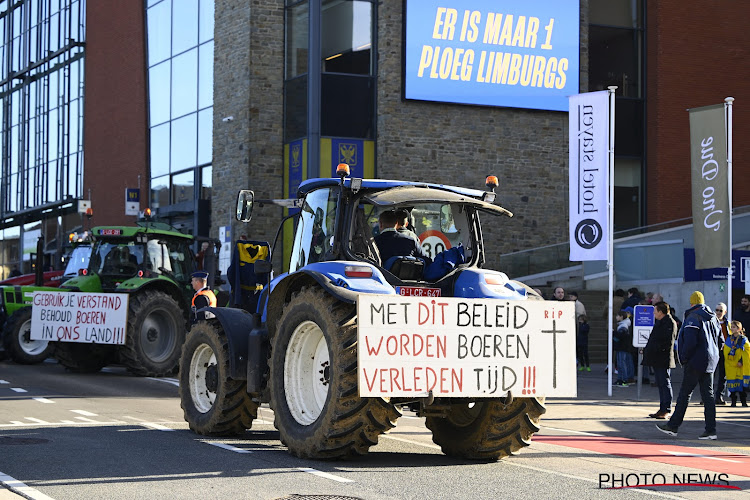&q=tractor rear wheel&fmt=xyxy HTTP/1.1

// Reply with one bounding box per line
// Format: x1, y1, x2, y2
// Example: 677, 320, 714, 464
54, 342, 116, 373
179, 322, 258, 435
120, 290, 186, 377
3, 307, 54, 364
426, 397, 546, 460
269, 287, 400, 459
